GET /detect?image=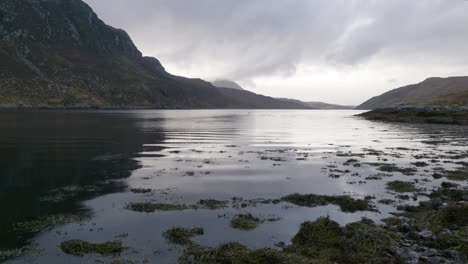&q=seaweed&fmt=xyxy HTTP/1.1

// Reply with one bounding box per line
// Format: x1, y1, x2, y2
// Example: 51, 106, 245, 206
230, 214, 260, 230
163, 227, 204, 245
282, 193, 376, 213
59, 240, 124, 256
126, 202, 193, 213
197, 199, 228, 210
386, 181, 418, 193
